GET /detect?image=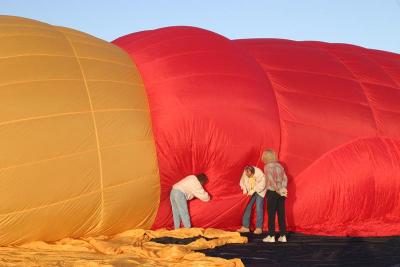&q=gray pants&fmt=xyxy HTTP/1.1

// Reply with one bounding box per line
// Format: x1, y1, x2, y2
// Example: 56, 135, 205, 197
170, 188, 191, 229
